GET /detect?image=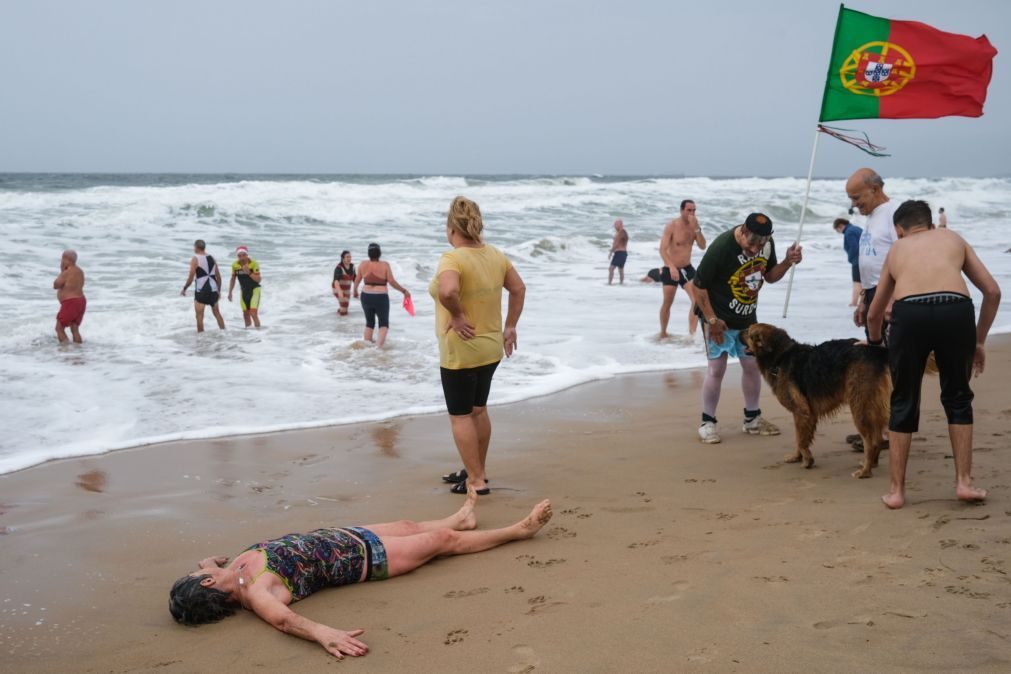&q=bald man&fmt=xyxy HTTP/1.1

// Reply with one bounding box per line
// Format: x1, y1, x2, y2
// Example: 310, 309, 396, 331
846, 168, 899, 337
608, 219, 629, 284
53, 249, 86, 343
